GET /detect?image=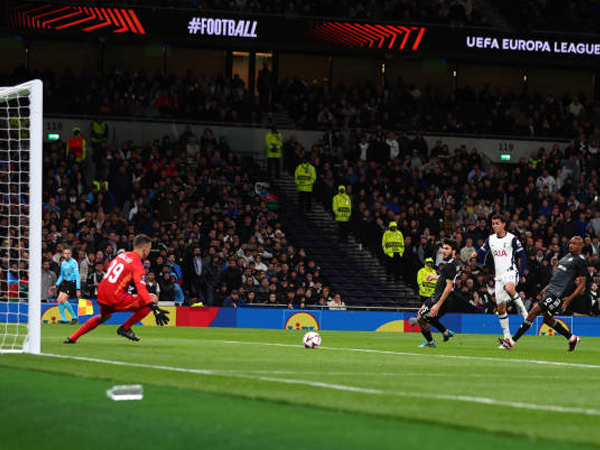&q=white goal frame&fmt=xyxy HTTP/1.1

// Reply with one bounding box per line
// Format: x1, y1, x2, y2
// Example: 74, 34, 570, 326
0, 79, 42, 354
